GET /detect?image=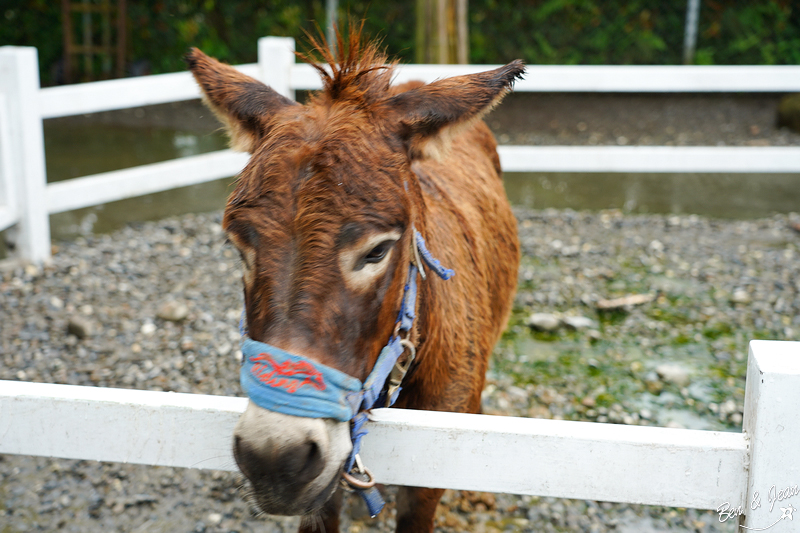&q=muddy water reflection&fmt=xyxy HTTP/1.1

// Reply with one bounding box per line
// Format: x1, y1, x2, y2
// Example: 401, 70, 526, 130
44, 121, 230, 240
40, 118, 800, 242
504, 172, 800, 219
